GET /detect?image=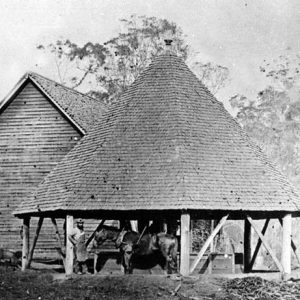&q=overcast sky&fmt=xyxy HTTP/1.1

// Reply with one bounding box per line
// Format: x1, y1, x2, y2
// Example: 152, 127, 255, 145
1, 0, 300, 108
